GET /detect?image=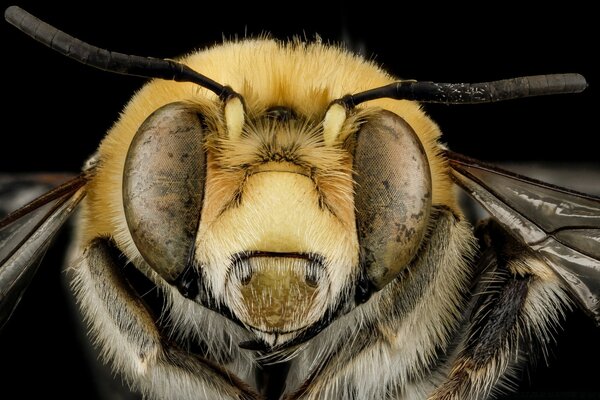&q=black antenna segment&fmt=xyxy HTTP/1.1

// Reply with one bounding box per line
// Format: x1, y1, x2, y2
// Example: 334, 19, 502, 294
4, 6, 236, 100
339, 74, 587, 108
